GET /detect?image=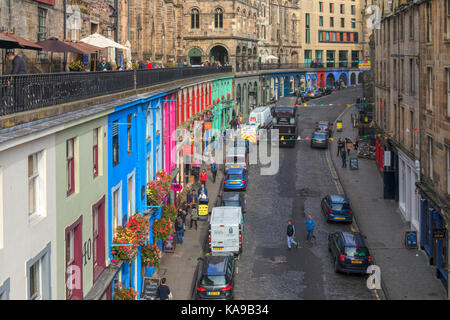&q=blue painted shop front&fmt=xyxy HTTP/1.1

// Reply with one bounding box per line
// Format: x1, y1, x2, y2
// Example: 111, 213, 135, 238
420, 194, 448, 290
108, 93, 165, 299
325, 70, 350, 88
